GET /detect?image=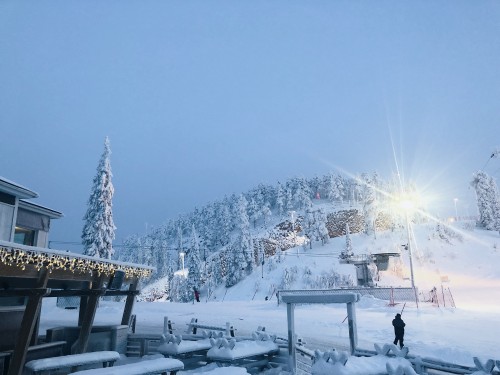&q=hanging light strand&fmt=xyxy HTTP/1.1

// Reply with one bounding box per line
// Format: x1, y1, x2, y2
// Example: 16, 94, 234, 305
0, 245, 153, 278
